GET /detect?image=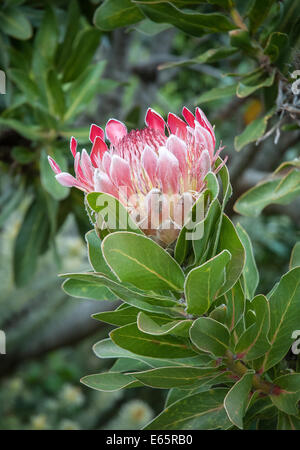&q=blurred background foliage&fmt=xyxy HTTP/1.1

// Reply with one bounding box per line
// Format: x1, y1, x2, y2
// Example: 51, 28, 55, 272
0, 0, 299, 429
